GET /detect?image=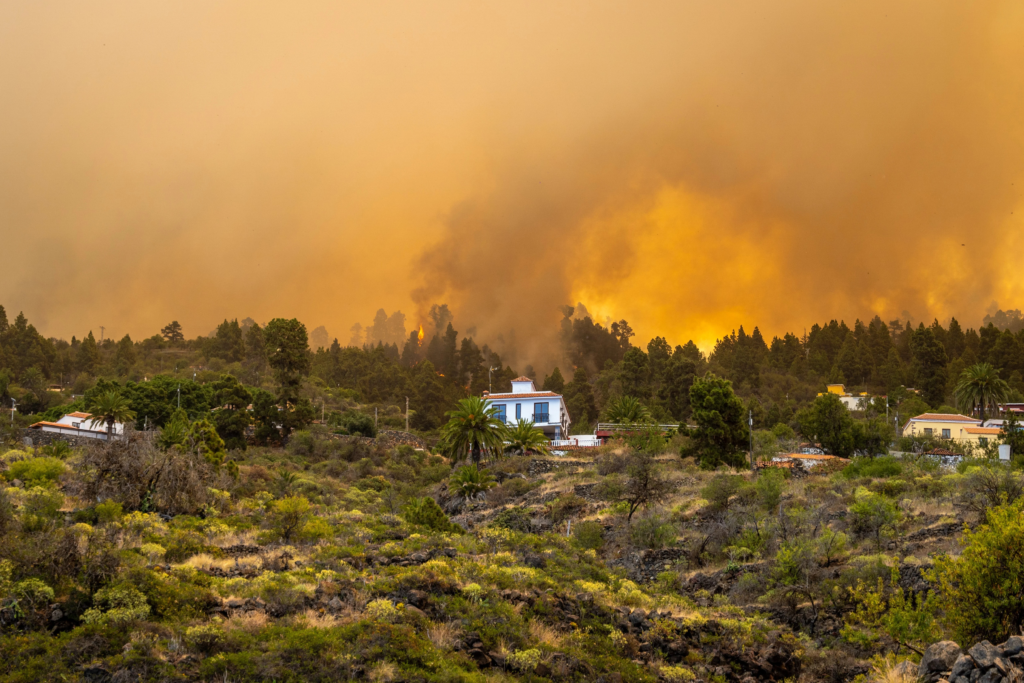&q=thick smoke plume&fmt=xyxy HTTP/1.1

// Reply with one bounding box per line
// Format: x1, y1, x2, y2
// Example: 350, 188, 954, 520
1, 1, 1023, 362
